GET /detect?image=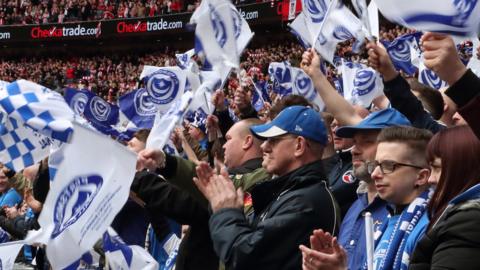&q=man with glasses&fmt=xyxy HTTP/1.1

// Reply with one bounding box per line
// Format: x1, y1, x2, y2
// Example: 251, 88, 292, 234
194, 106, 339, 269
309, 108, 412, 270
365, 126, 432, 270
